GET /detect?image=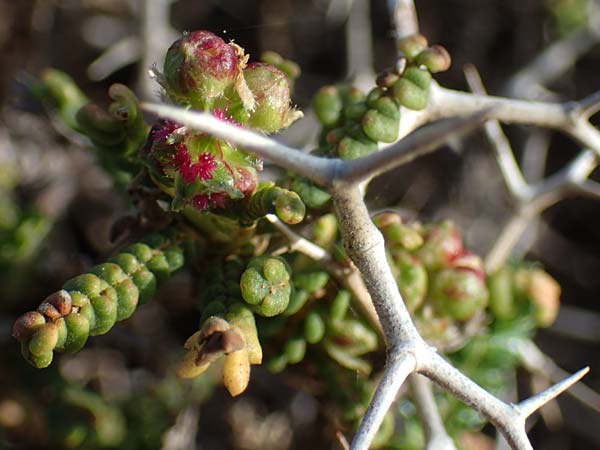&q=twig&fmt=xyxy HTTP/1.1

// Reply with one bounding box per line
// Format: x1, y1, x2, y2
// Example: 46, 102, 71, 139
346, 0, 375, 90
390, 0, 419, 42
464, 64, 529, 200
505, 5, 600, 99
516, 339, 600, 413
265, 214, 382, 335
410, 374, 457, 450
